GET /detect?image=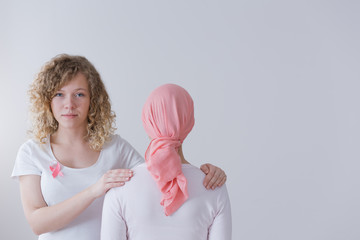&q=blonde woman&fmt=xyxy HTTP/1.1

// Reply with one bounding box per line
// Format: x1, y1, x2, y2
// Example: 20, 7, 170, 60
12, 54, 226, 240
